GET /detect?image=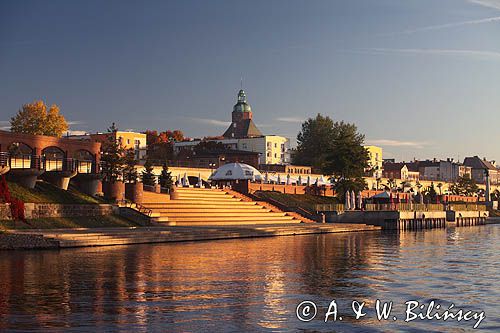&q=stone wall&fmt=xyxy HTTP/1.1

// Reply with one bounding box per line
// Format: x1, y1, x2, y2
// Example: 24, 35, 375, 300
0, 203, 12, 220
0, 233, 58, 250
23, 203, 115, 219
